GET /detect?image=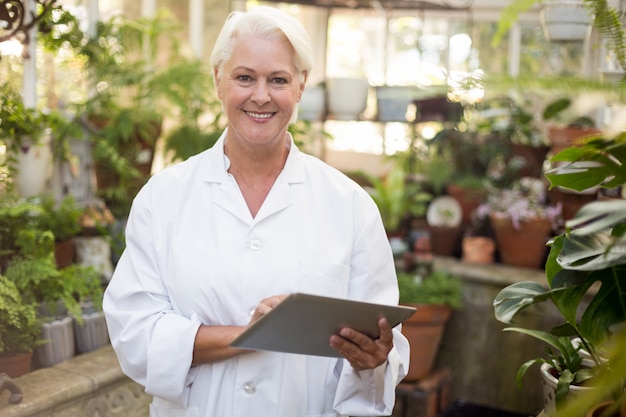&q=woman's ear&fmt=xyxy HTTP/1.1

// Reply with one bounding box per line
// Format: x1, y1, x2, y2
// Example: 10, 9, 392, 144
214, 68, 223, 99
298, 71, 308, 102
